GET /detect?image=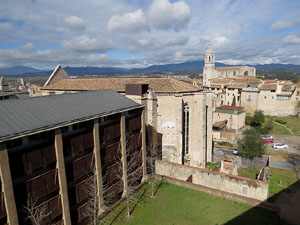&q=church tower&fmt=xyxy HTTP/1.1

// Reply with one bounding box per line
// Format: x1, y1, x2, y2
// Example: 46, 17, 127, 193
203, 47, 215, 86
